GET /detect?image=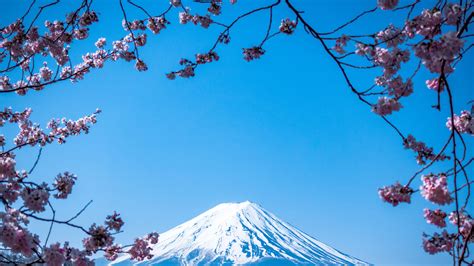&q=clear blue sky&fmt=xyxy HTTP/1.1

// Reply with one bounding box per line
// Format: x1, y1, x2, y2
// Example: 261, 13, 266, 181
2, 0, 473, 264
